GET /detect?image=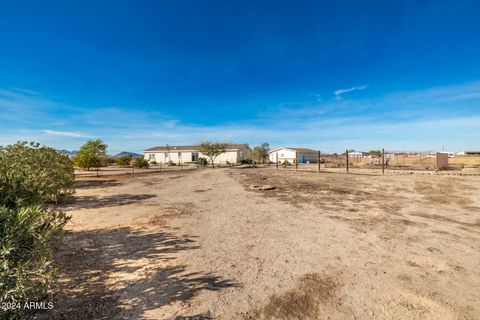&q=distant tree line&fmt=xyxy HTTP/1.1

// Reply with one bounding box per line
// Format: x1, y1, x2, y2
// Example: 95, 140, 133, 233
72, 139, 149, 171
